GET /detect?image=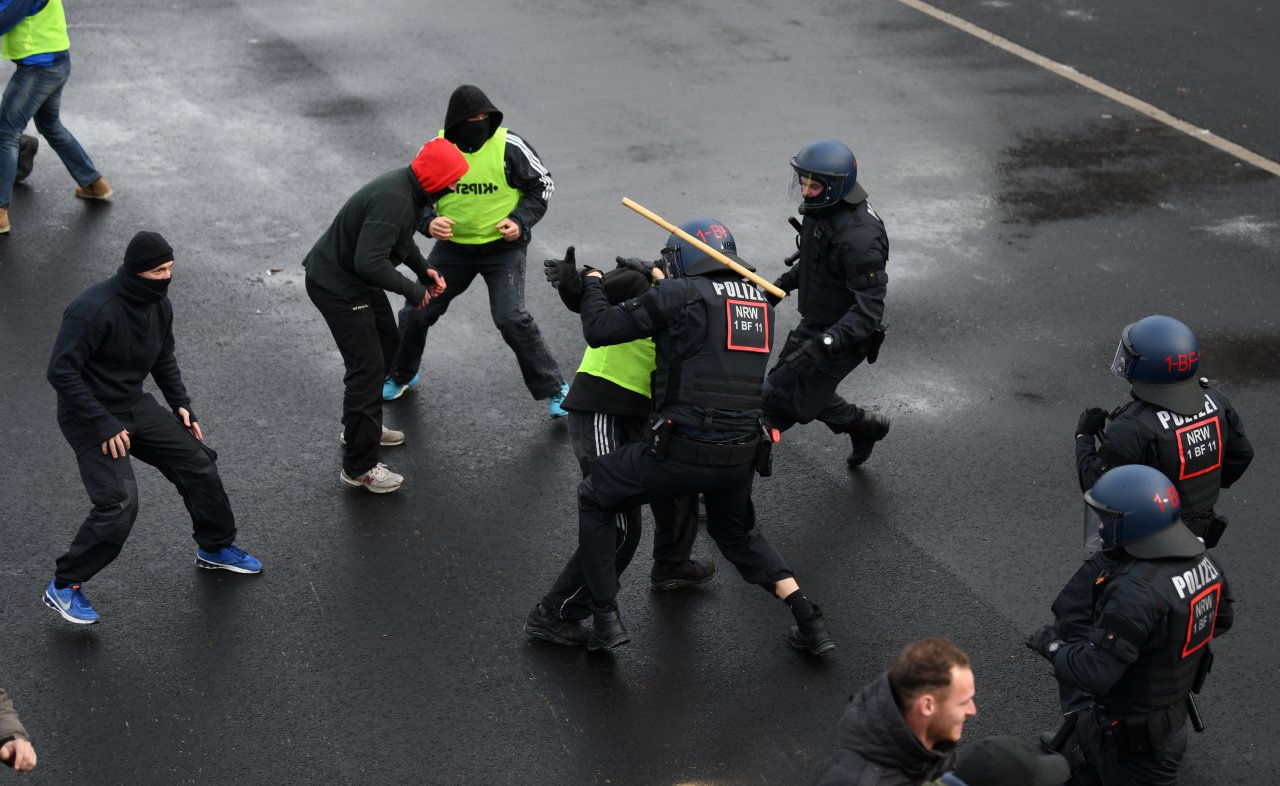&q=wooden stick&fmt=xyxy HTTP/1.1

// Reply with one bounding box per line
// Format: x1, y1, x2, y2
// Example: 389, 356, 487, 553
621, 197, 787, 300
